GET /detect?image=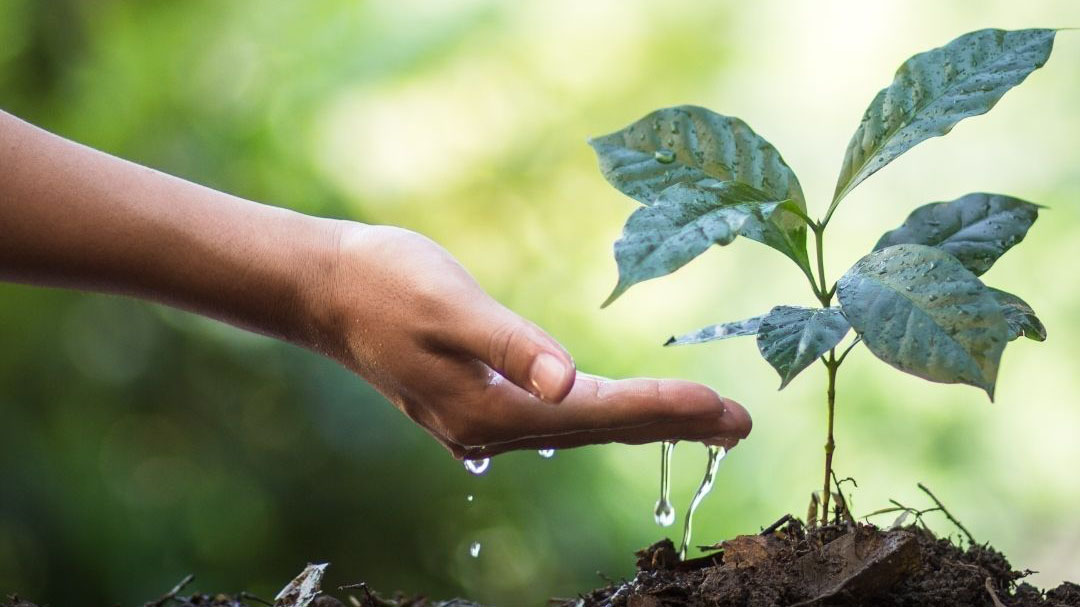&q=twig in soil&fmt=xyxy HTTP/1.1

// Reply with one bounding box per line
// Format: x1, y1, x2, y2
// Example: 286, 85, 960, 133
918, 482, 977, 546
831, 471, 856, 526
985, 577, 1008, 607
338, 583, 393, 607
761, 513, 794, 536
144, 574, 194, 607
